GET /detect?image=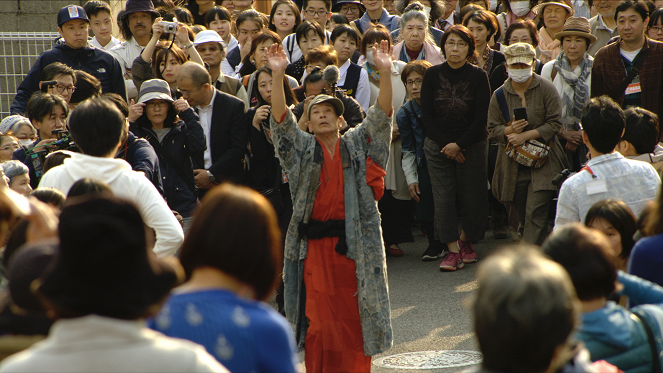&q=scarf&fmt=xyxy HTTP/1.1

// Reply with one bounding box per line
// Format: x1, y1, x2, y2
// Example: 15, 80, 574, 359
366, 63, 381, 82
553, 51, 593, 128
468, 44, 494, 72
538, 27, 562, 64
